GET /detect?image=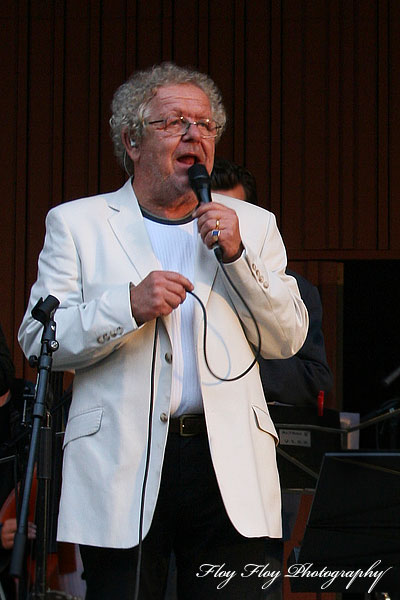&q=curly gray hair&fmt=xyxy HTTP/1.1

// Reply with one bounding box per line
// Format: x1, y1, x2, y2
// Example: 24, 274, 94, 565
109, 62, 227, 173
